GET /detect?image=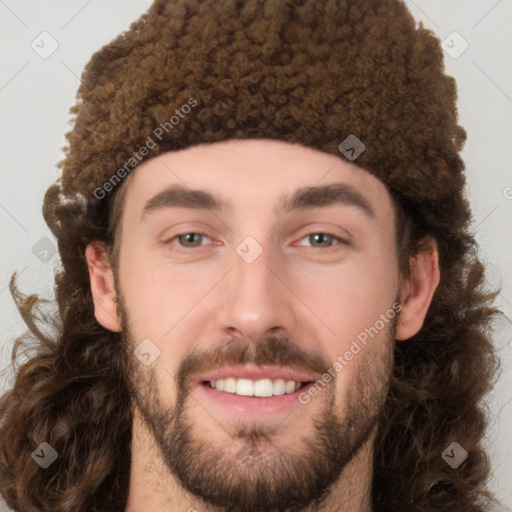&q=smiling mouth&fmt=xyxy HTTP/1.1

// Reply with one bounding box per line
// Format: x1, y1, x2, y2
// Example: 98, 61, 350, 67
202, 378, 311, 398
